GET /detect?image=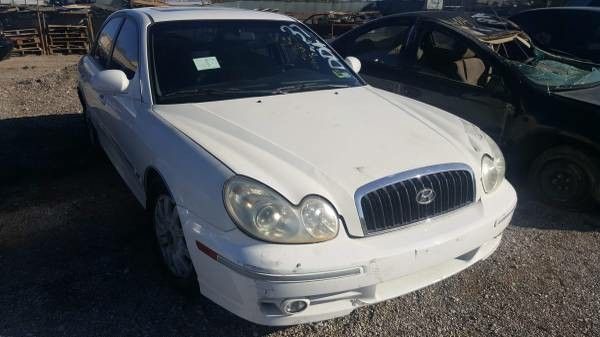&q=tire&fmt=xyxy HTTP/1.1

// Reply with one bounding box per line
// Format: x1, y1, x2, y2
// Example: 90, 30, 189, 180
528, 146, 600, 210
150, 184, 198, 290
